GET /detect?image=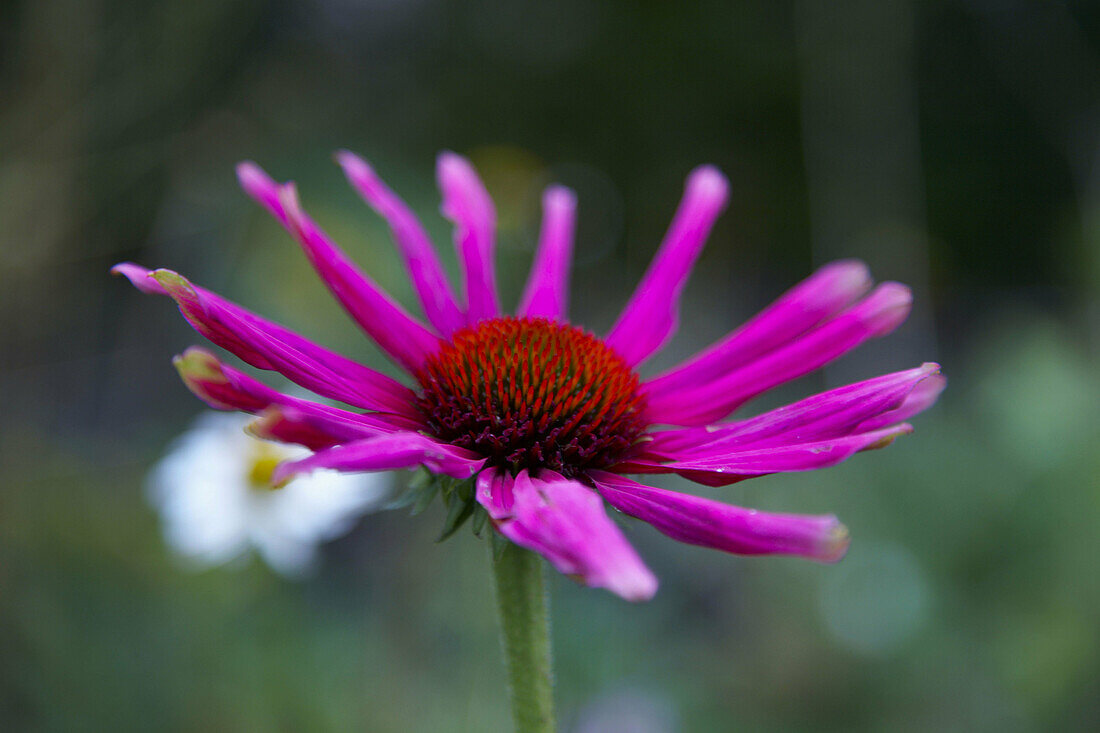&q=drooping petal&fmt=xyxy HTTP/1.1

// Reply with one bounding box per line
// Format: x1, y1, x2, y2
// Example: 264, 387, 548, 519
645, 260, 872, 398
645, 363, 941, 457
475, 467, 515, 520
237, 162, 440, 373
477, 470, 658, 601
173, 346, 274, 413
517, 185, 578, 320
336, 151, 465, 336
113, 264, 417, 416
619, 424, 913, 487
645, 282, 913, 426
605, 166, 730, 367
589, 471, 850, 562
173, 347, 419, 450
437, 152, 500, 323
272, 432, 485, 485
